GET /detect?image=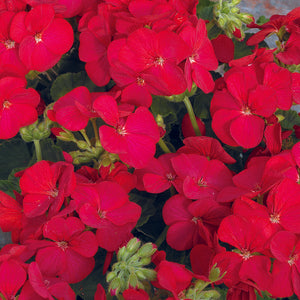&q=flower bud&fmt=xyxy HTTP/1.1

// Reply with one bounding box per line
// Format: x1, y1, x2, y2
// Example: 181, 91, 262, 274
109, 278, 122, 295
106, 271, 117, 283
136, 243, 157, 258
199, 290, 221, 299
136, 268, 157, 281
76, 140, 89, 150
128, 273, 138, 288
126, 238, 142, 254
209, 264, 222, 282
